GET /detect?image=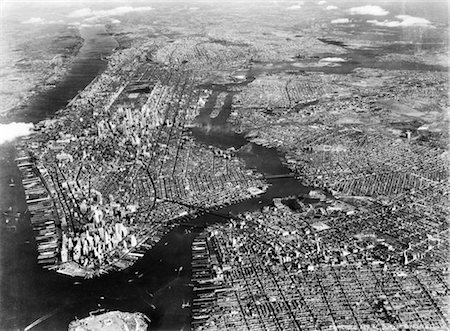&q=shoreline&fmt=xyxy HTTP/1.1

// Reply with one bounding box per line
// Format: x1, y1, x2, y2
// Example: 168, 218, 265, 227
8, 34, 311, 280
1, 4, 447, 329
0, 28, 84, 119
0, 24, 118, 123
